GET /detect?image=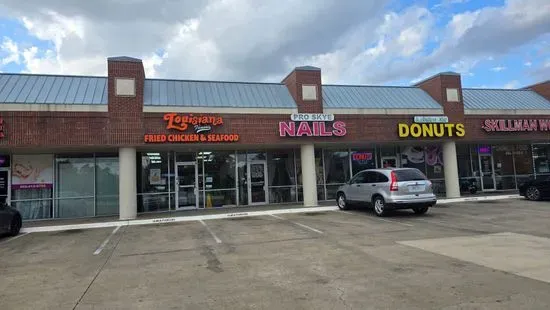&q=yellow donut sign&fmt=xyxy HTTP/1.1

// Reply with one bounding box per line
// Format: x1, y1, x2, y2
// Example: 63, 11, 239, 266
398, 123, 465, 138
